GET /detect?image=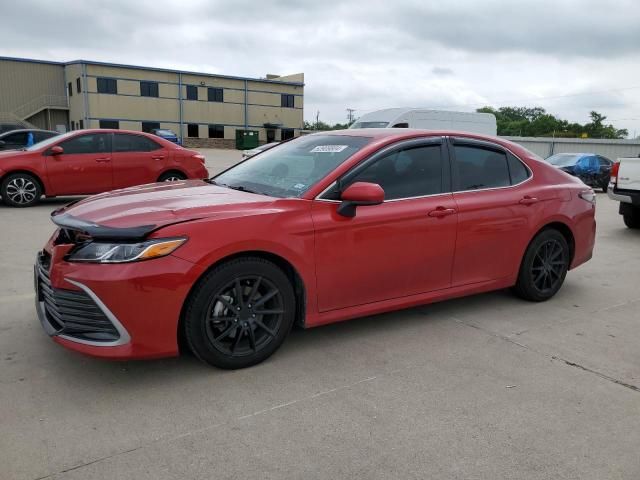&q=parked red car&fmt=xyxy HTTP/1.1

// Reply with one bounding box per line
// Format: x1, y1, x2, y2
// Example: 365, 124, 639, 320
35, 129, 596, 369
0, 129, 208, 207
